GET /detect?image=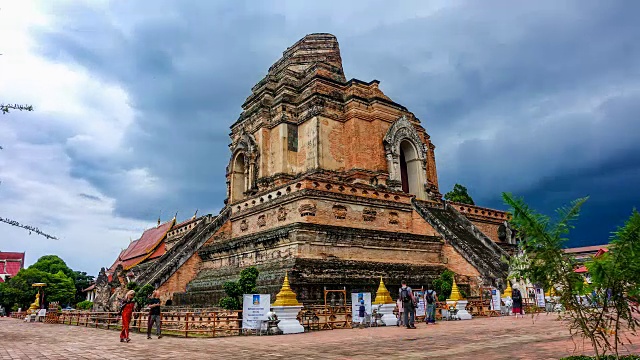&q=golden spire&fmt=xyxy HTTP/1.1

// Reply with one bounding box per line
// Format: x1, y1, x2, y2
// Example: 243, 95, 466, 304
503, 281, 513, 298
448, 277, 463, 301
272, 272, 301, 306
192, 209, 198, 220
373, 276, 394, 305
